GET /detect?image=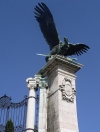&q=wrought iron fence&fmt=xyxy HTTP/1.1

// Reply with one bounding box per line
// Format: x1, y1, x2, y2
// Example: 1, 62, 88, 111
0, 94, 39, 132
0, 94, 28, 132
